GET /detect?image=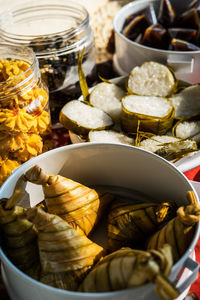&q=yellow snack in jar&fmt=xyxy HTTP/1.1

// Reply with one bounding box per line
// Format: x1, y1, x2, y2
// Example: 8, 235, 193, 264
0, 156, 21, 186
0, 133, 24, 154
11, 134, 43, 162
0, 59, 30, 81
0, 47, 52, 186
33, 110, 51, 136
0, 59, 49, 110
0, 108, 37, 133
23, 86, 48, 111
0, 132, 43, 161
